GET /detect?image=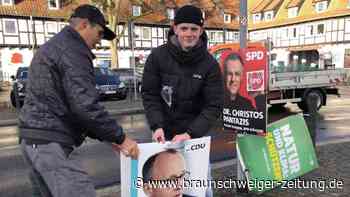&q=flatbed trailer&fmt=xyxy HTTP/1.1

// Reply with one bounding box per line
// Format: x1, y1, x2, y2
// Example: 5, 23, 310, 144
269, 69, 346, 110
209, 43, 347, 111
